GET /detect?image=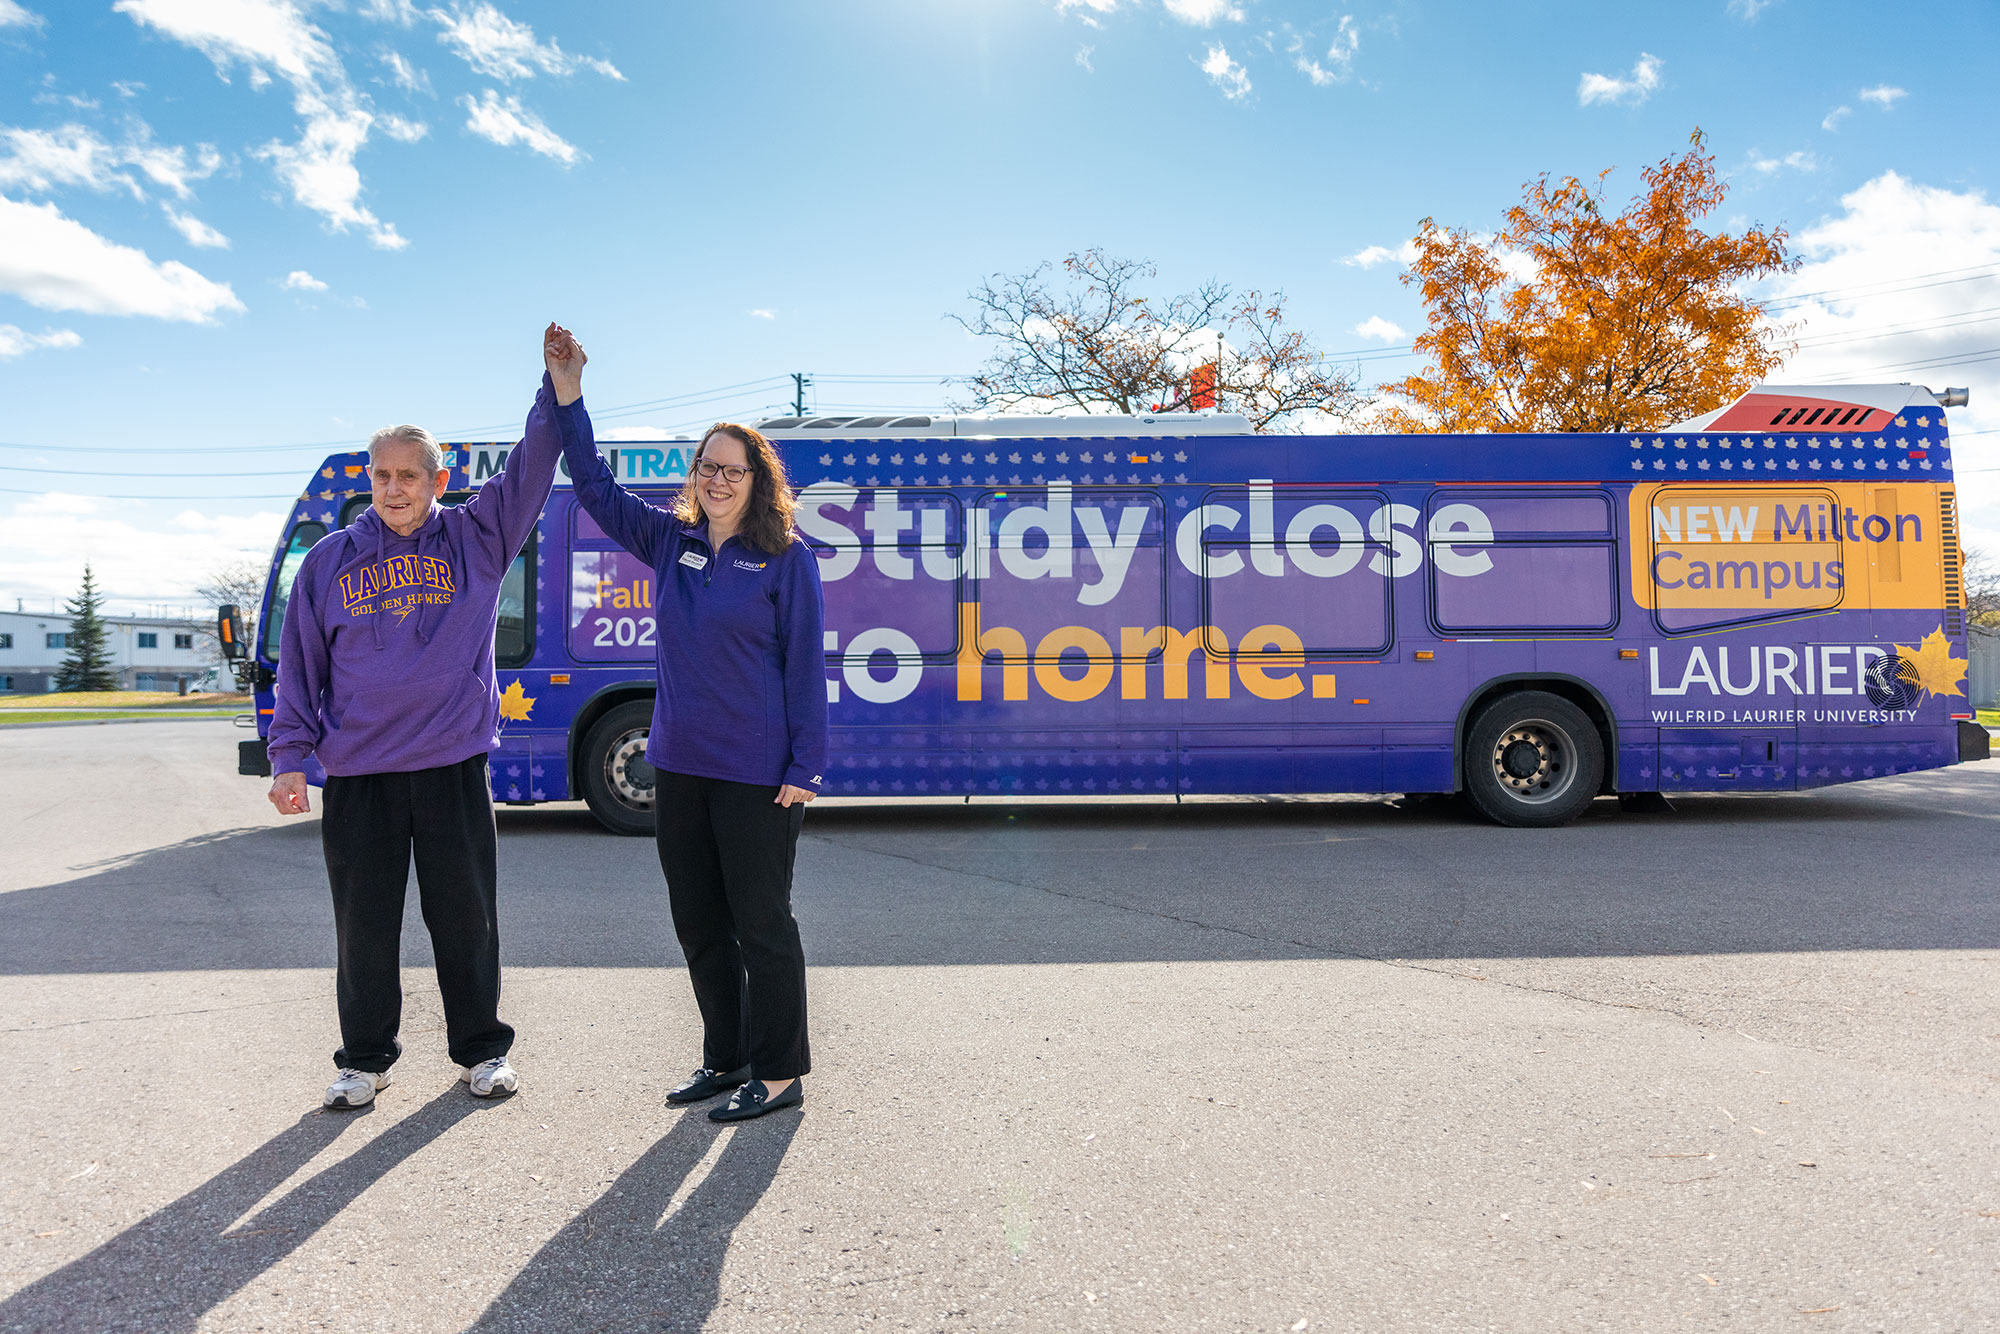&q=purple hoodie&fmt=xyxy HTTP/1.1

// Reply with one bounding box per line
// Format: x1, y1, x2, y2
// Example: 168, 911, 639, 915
268, 374, 577, 778
555, 403, 829, 792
